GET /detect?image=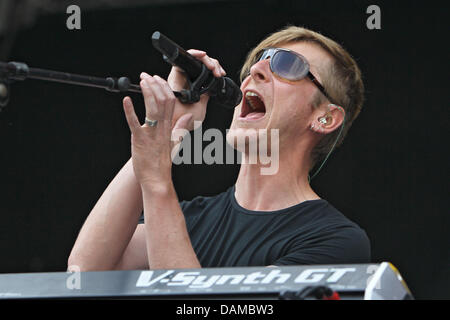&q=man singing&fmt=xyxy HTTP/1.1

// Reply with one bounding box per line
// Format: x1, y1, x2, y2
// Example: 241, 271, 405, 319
68, 26, 370, 271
